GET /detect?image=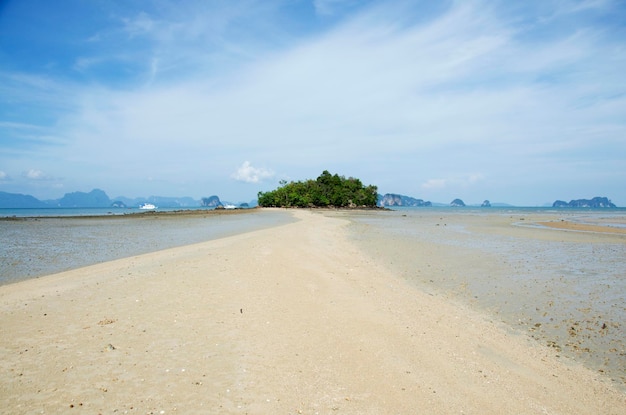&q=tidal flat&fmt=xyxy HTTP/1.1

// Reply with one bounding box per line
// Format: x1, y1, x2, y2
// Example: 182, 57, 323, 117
332, 208, 626, 388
